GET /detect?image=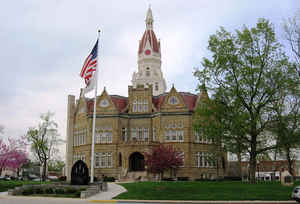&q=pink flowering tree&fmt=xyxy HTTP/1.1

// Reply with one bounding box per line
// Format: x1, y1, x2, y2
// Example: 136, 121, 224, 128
0, 136, 28, 176
144, 144, 184, 181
